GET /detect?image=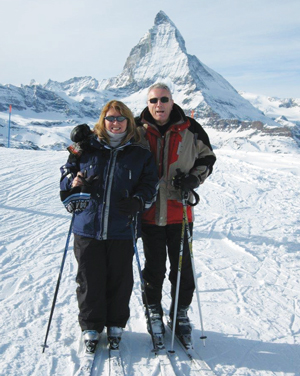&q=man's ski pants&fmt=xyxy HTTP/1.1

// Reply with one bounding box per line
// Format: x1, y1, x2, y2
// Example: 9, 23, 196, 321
141, 223, 195, 310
